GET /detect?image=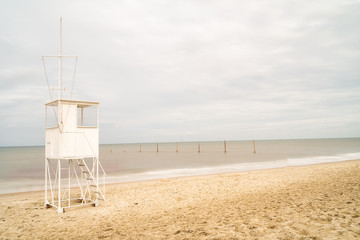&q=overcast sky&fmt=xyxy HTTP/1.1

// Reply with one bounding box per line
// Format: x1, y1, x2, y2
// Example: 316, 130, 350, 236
0, 0, 359, 146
